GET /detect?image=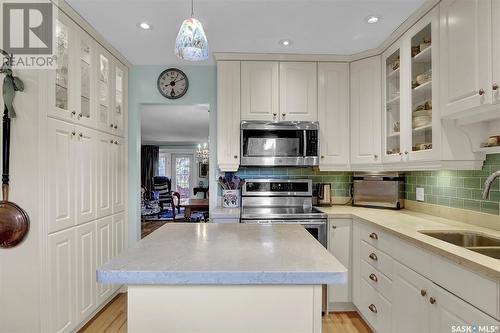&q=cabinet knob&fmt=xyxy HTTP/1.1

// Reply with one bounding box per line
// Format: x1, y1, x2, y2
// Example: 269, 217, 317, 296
282, 113, 286, 119
321, 155, 325, 159
369, 232, 378, 240
368, 304, 378, 313
369, 253, 378, 261
71, 110, 76, 116
114, 125, 118, 129
110, 139, 114, 144
493, 83, 499, 91
78, 112, 83, 119
79, 133, 83, 137
405, 151, 409, 155
234, 155, 238, 159
110, 123, 114, 128
479, 88, 485, 96
332, 225, 337, 229
429, 297, 436, 305
420, 289, 427, 297
114, 141, 119, 145
71, 131, 76, 136
374, 154, 378, 159
369, 273, 378, 282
